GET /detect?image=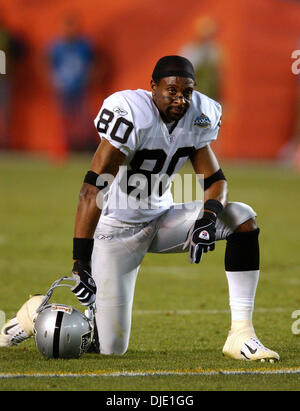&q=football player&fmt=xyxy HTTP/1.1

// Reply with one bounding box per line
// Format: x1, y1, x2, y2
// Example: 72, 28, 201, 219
1, 56, 279, 362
